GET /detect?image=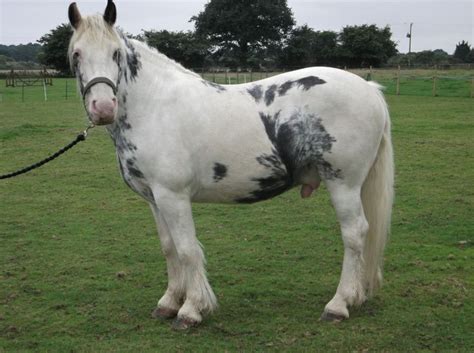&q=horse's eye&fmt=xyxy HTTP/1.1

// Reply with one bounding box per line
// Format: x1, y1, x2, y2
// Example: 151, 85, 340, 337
73, 51, 80, 60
